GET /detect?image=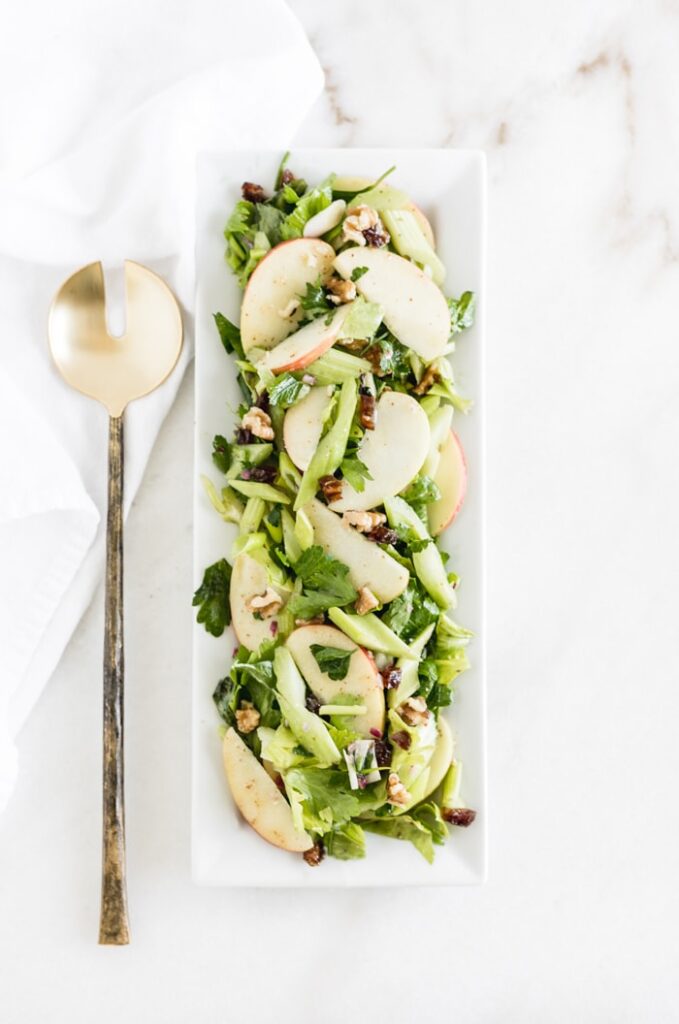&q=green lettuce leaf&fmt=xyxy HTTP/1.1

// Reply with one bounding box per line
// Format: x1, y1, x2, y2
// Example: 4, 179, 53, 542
280, 178, 334, 240
310, 644, 354, 681
362, 802, 447, 863
325, 822, 366, 860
